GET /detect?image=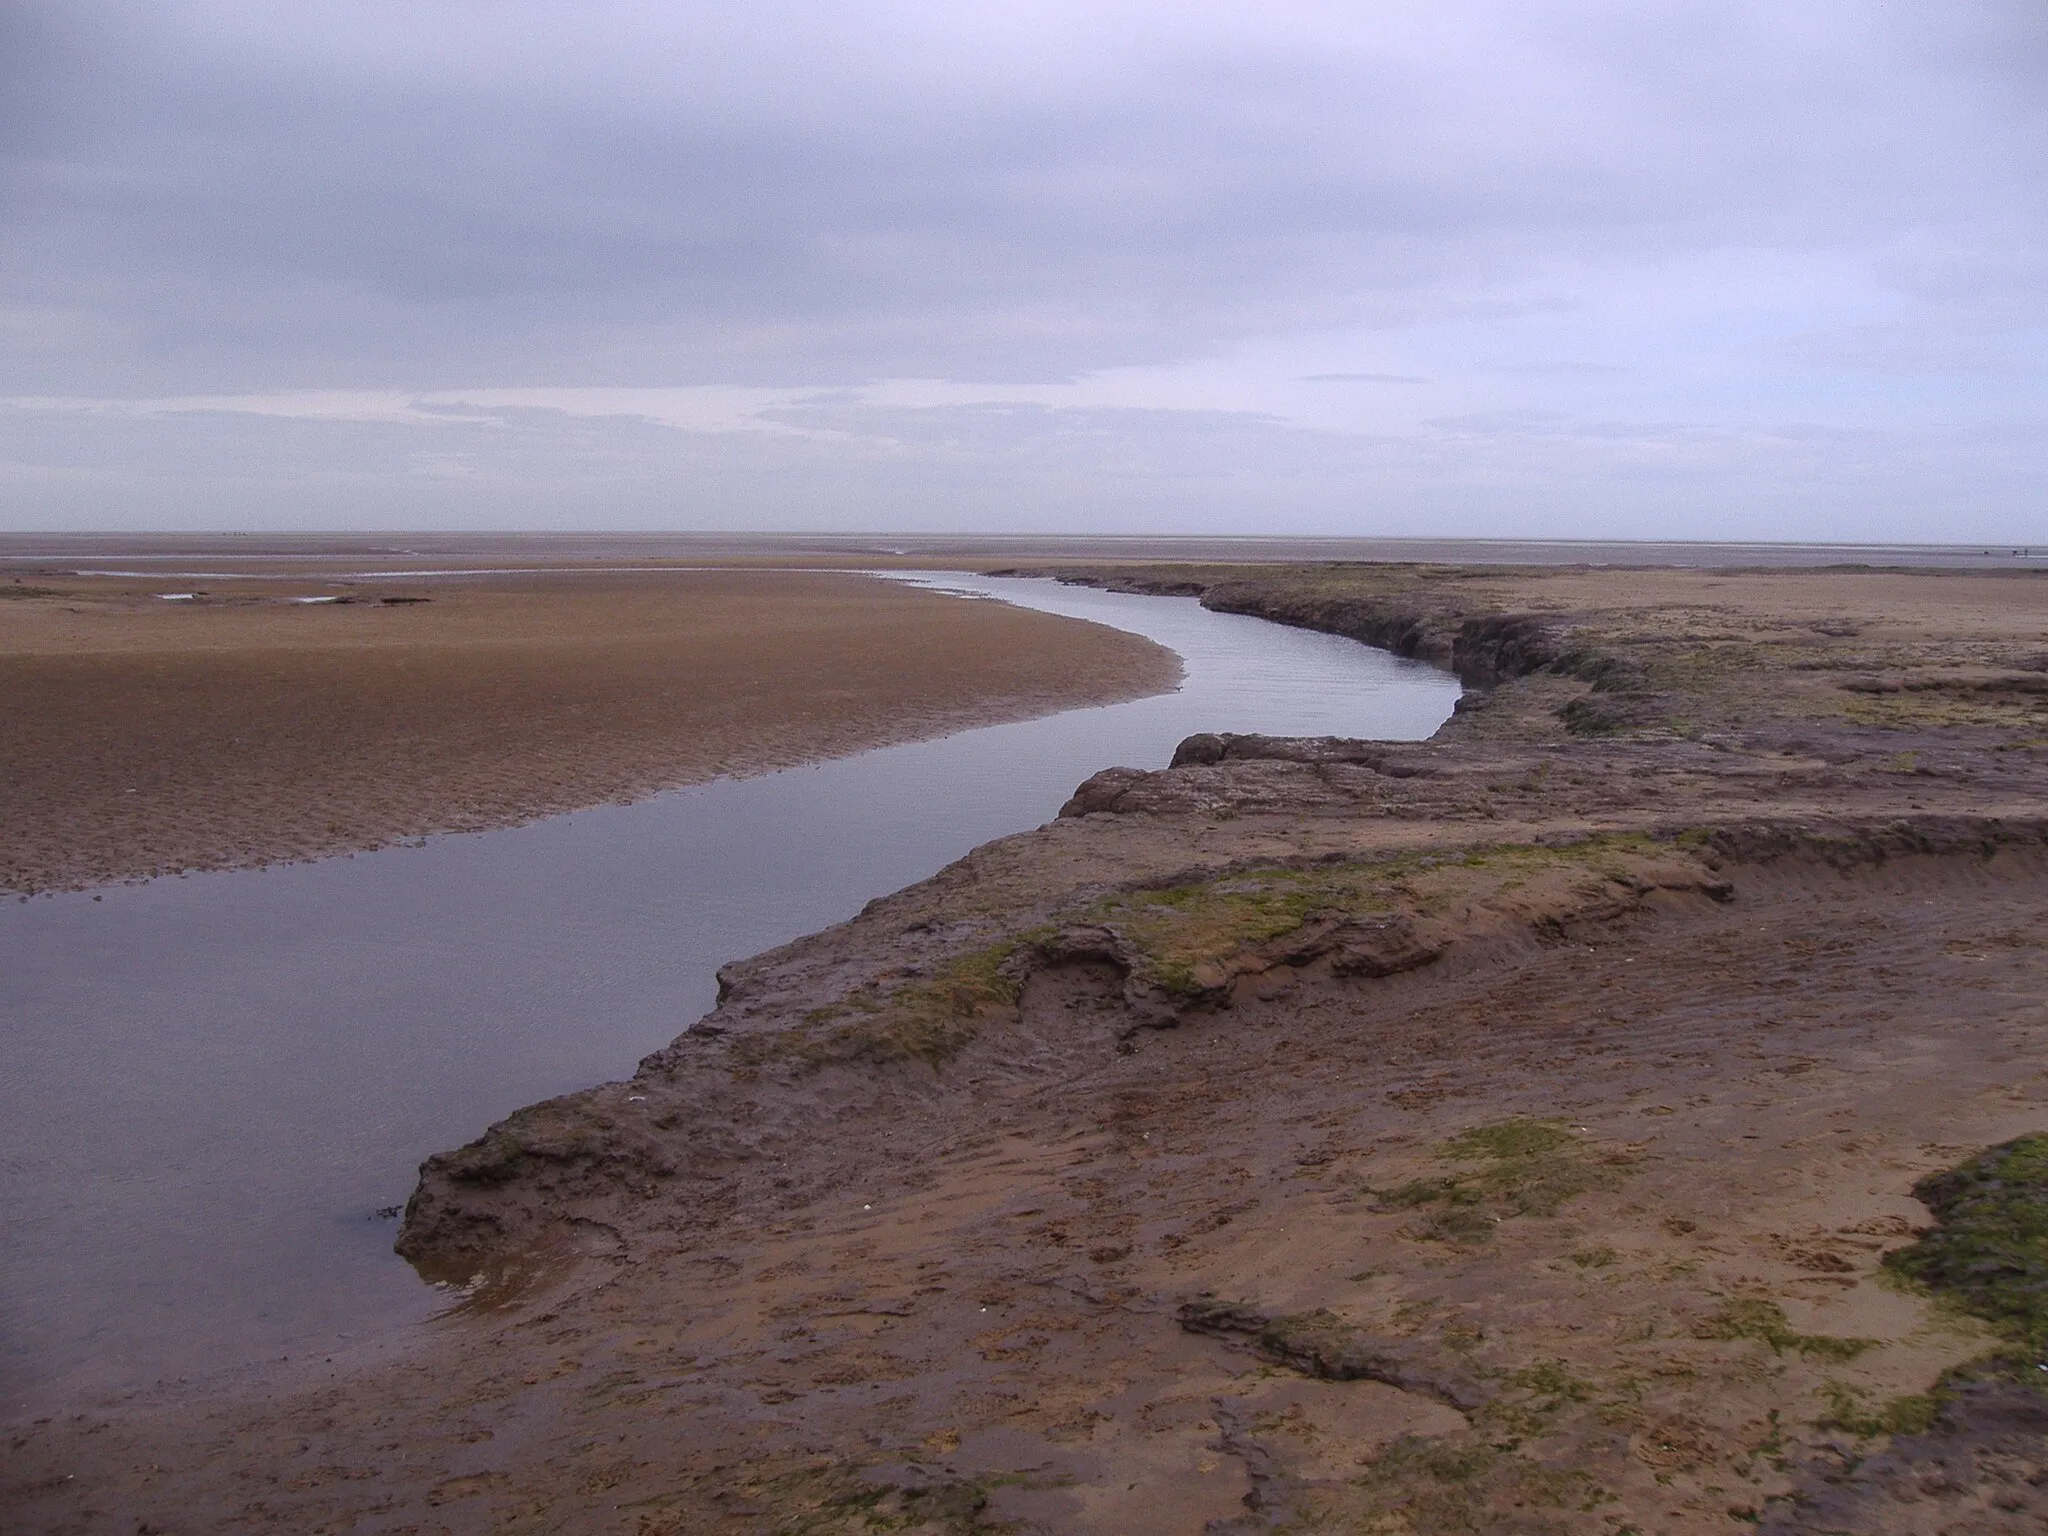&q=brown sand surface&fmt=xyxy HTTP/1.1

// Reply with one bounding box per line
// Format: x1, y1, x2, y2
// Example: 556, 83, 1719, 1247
11, 562, 2048, 1535
0, 568, 1179, 892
